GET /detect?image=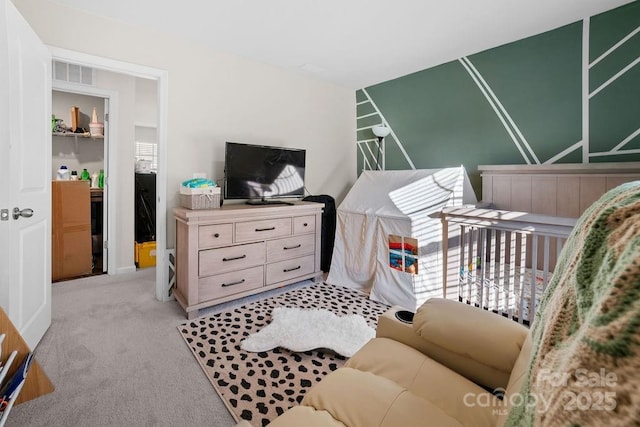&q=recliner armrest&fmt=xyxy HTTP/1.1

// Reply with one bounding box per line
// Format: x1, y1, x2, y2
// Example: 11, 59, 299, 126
376, 299, 528, 390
